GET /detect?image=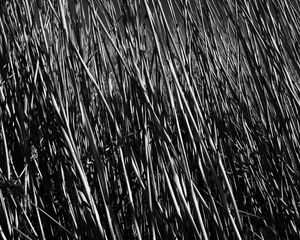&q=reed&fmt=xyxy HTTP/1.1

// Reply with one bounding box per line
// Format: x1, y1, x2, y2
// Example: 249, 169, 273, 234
0, 0, 299, 239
